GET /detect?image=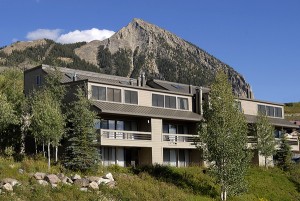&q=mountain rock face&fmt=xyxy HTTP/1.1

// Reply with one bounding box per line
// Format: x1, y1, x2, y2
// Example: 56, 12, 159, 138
75, 18, 253, 98
0, 18, 253, 98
